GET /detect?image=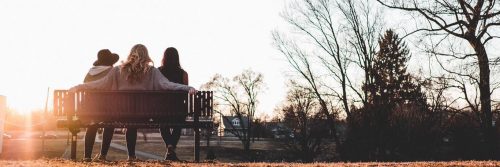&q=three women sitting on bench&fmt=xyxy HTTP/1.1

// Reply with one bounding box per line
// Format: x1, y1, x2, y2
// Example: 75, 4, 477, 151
70, 44, 196, 161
